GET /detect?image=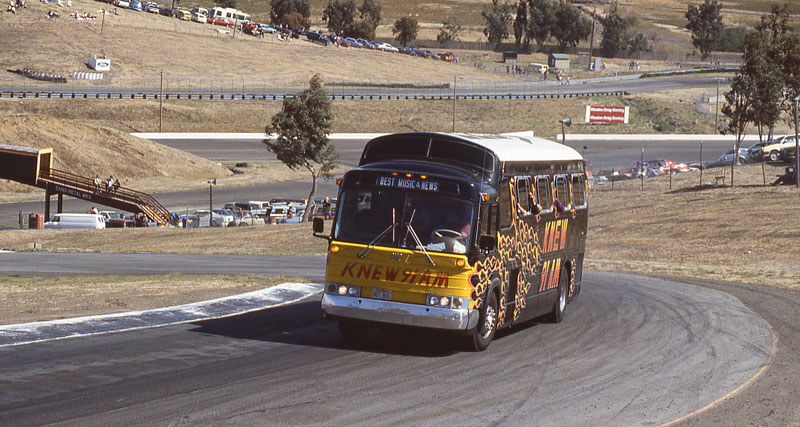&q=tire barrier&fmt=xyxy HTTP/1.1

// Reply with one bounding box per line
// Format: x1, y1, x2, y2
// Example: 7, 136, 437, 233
1, 89, 629, 100
71, 71, 105, 80
7, 68, 67, 83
